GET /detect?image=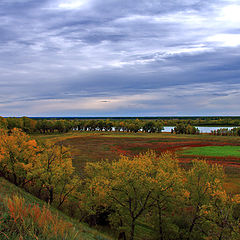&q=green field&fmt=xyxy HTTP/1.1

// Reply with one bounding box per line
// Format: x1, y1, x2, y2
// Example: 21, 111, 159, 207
181, 146, 240, 157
